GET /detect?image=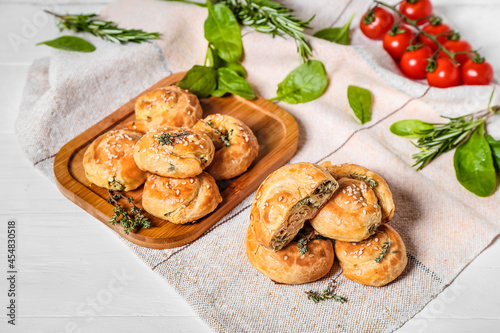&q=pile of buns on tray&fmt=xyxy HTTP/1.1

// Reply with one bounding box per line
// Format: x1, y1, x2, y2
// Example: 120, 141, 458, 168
83, 85, 259, 224
246, 162, 407, 287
